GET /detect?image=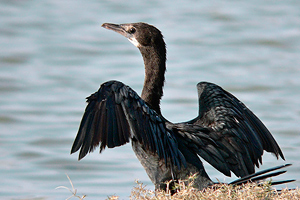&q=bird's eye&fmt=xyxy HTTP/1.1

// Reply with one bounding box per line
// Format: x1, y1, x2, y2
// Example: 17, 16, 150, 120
128, 27, 136, 34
